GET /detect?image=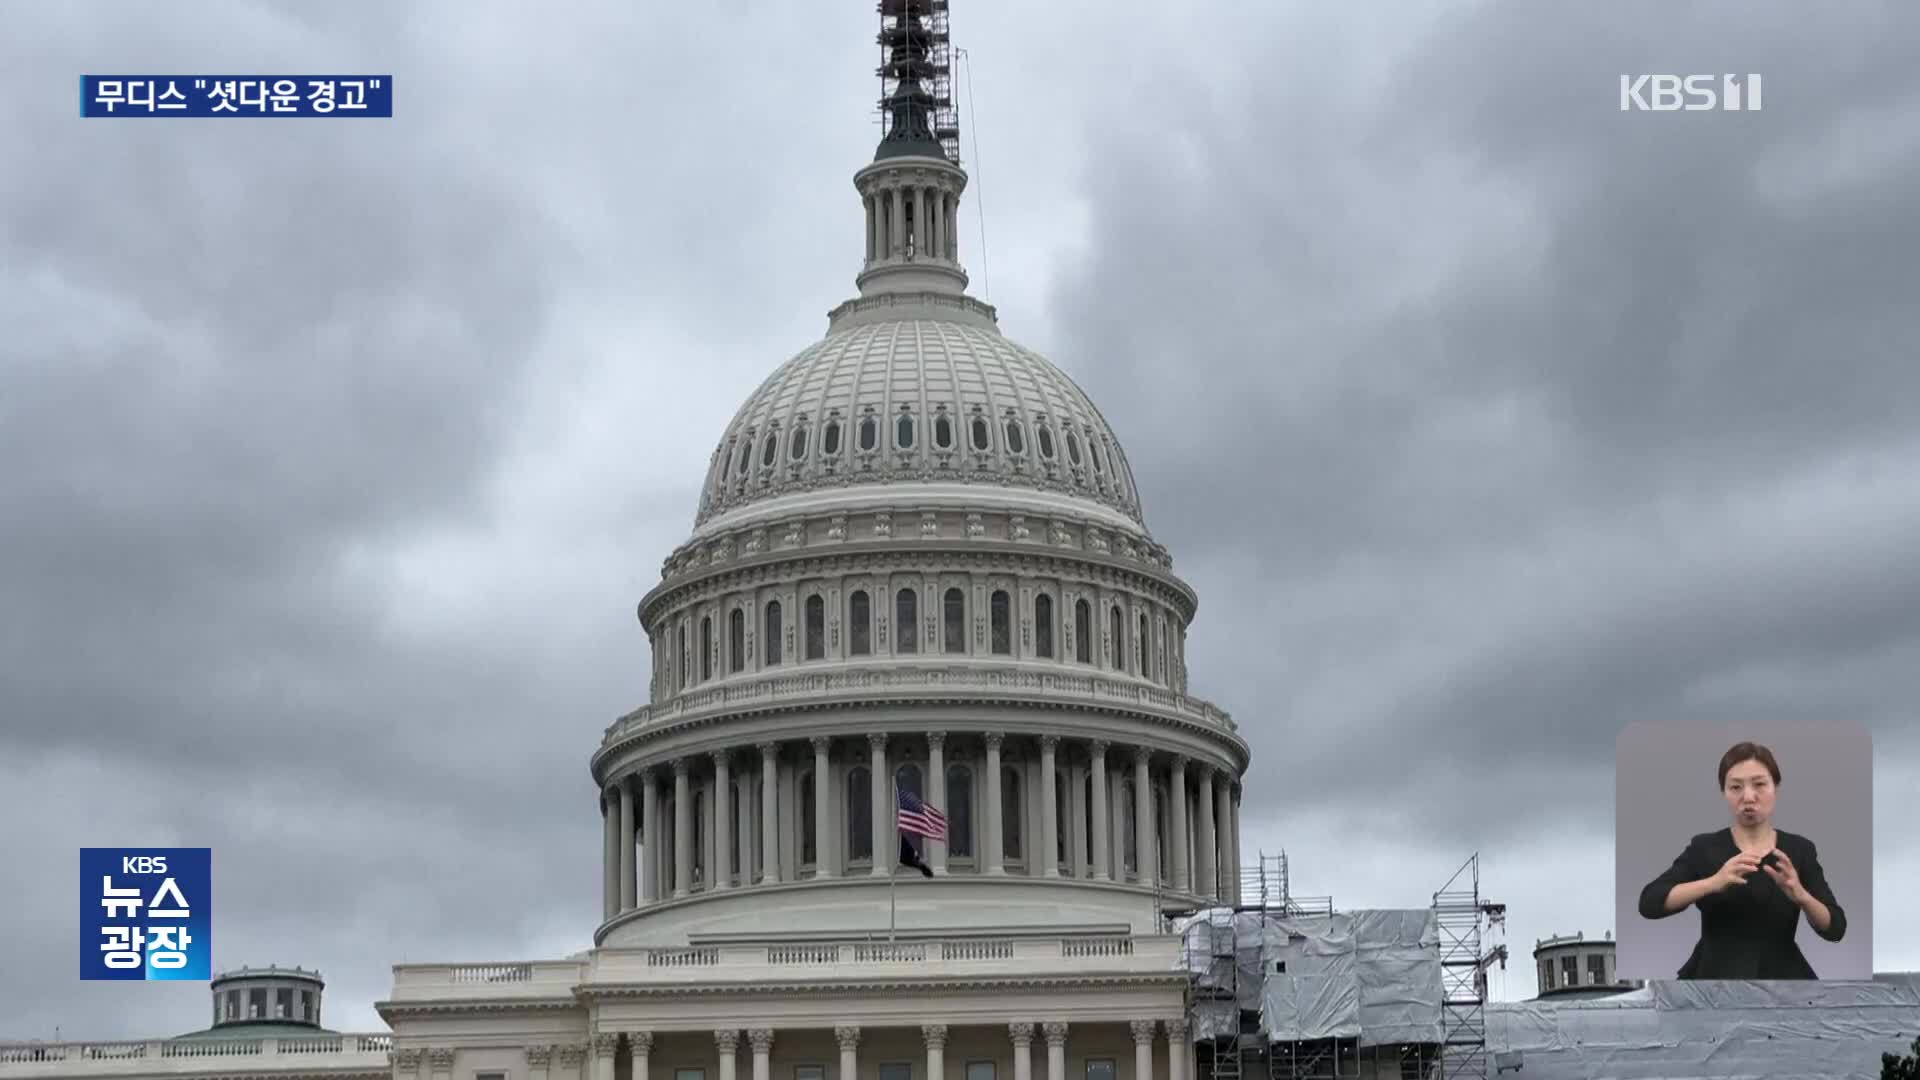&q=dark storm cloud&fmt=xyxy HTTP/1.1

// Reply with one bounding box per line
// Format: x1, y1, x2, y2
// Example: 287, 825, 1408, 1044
1048, 0, 1920, 982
